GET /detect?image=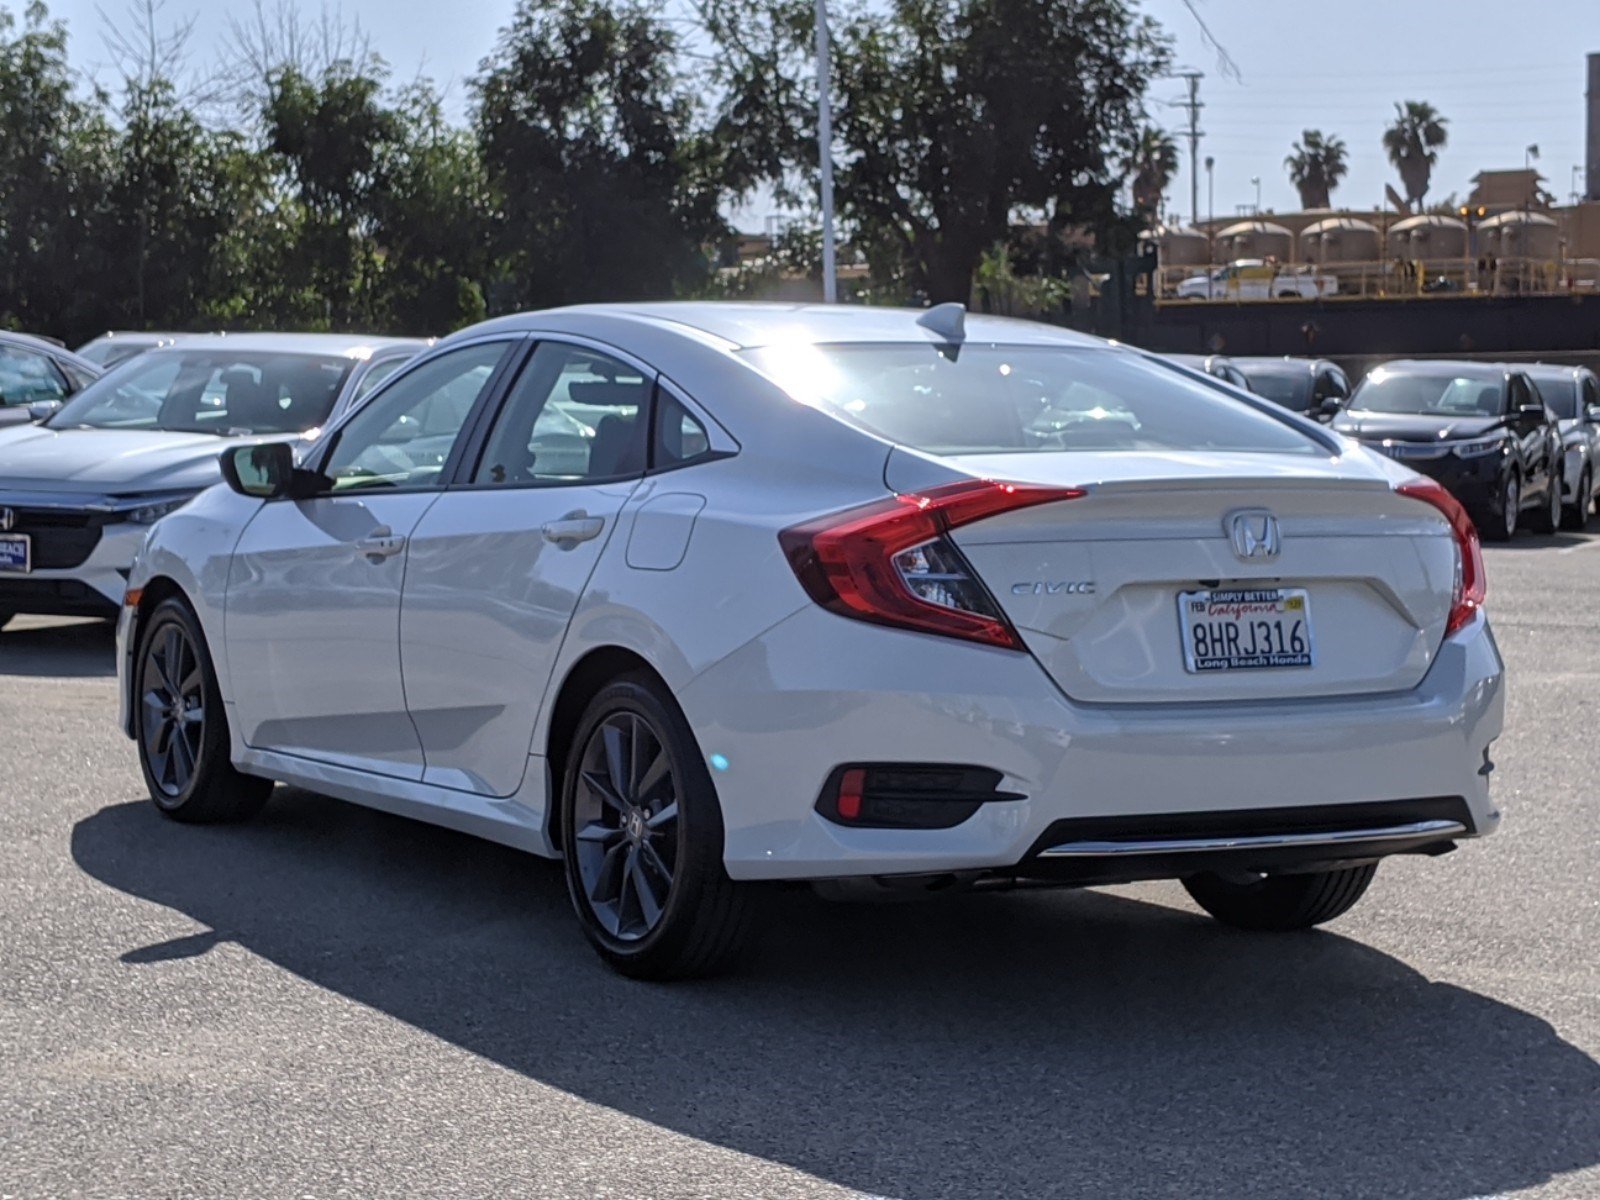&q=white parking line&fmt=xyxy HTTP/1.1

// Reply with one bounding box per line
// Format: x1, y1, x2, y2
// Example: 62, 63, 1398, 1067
1557, 538, 1600, 554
